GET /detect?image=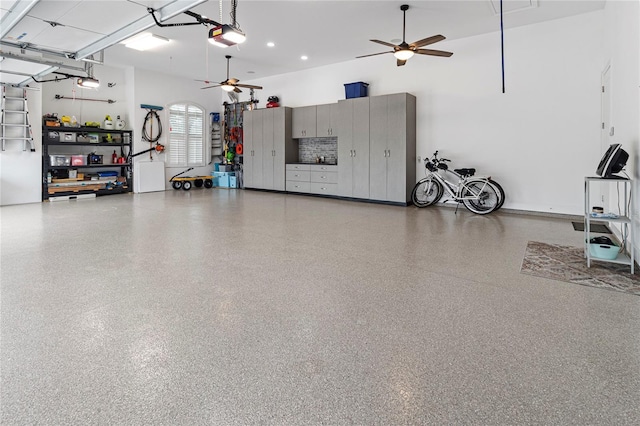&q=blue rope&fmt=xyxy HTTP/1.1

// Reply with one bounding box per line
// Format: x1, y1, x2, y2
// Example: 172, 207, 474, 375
501, 0, 505, 93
